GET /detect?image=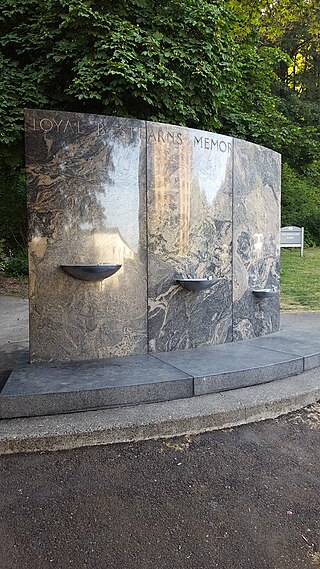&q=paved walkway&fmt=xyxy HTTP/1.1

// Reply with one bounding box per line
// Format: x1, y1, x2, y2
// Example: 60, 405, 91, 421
1, 403, 320, 569
0, 296, 29, 391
